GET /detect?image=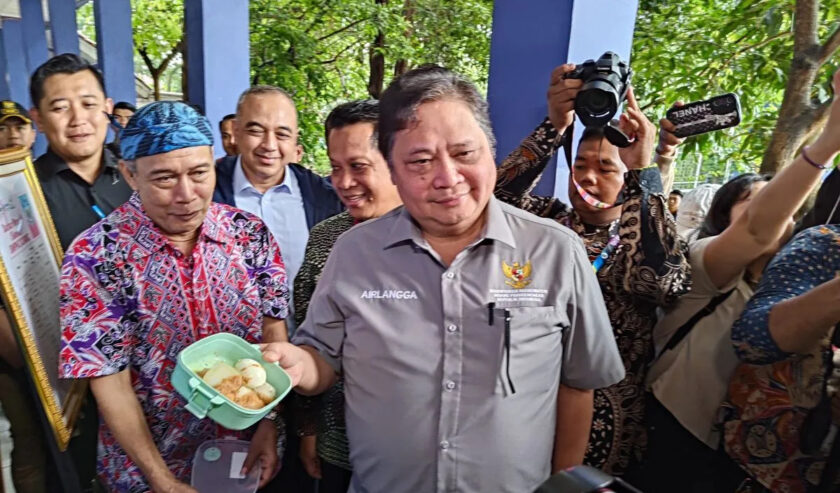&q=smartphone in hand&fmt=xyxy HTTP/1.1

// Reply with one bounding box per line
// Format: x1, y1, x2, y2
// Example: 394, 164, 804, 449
666, 93, 741, 138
